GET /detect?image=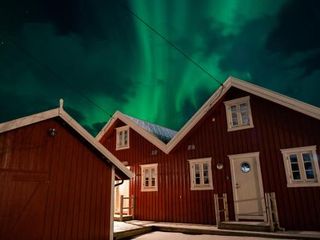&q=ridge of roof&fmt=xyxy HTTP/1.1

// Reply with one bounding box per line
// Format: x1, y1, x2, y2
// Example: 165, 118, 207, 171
122, 114, 177, 143
0, 103, 132, 179
96, 111, 169, 152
